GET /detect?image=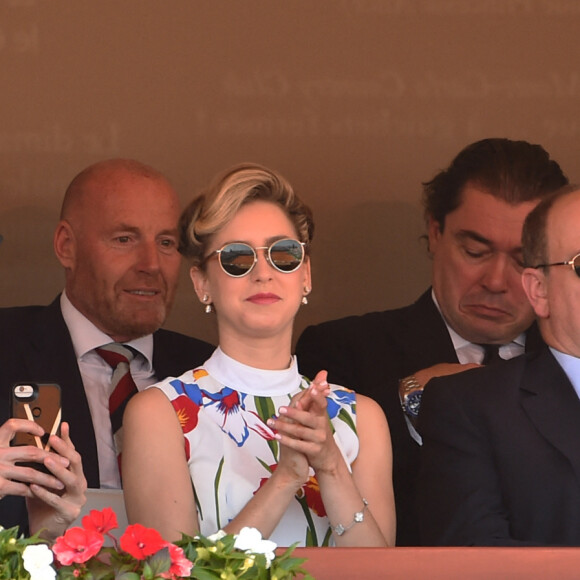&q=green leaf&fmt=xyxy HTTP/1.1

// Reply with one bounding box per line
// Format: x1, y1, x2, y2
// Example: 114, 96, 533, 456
256, 456, 273, 473
254, 395, 279, 459
114, 572, 141, 580
194, 481, 203, 521
189, 566, 223, 580
338, 407, 357, 433
214, 456, 225, 528
145, 546, 172, 576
